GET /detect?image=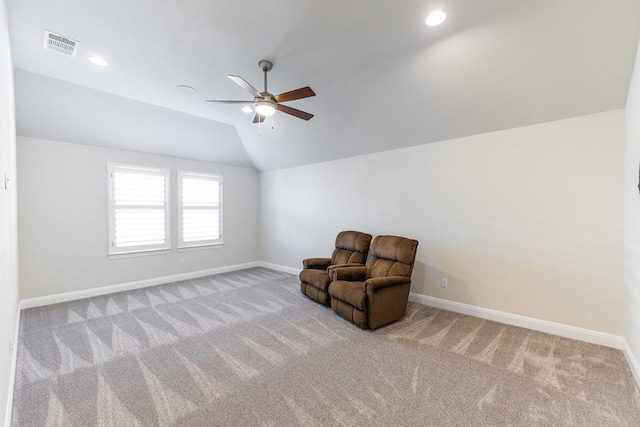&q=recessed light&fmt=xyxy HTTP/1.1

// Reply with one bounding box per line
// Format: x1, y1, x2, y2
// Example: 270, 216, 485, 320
425, 10, 446, 26
176, 85, 197, 93
87, 55, 108, 66
241, 106, 253, 113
